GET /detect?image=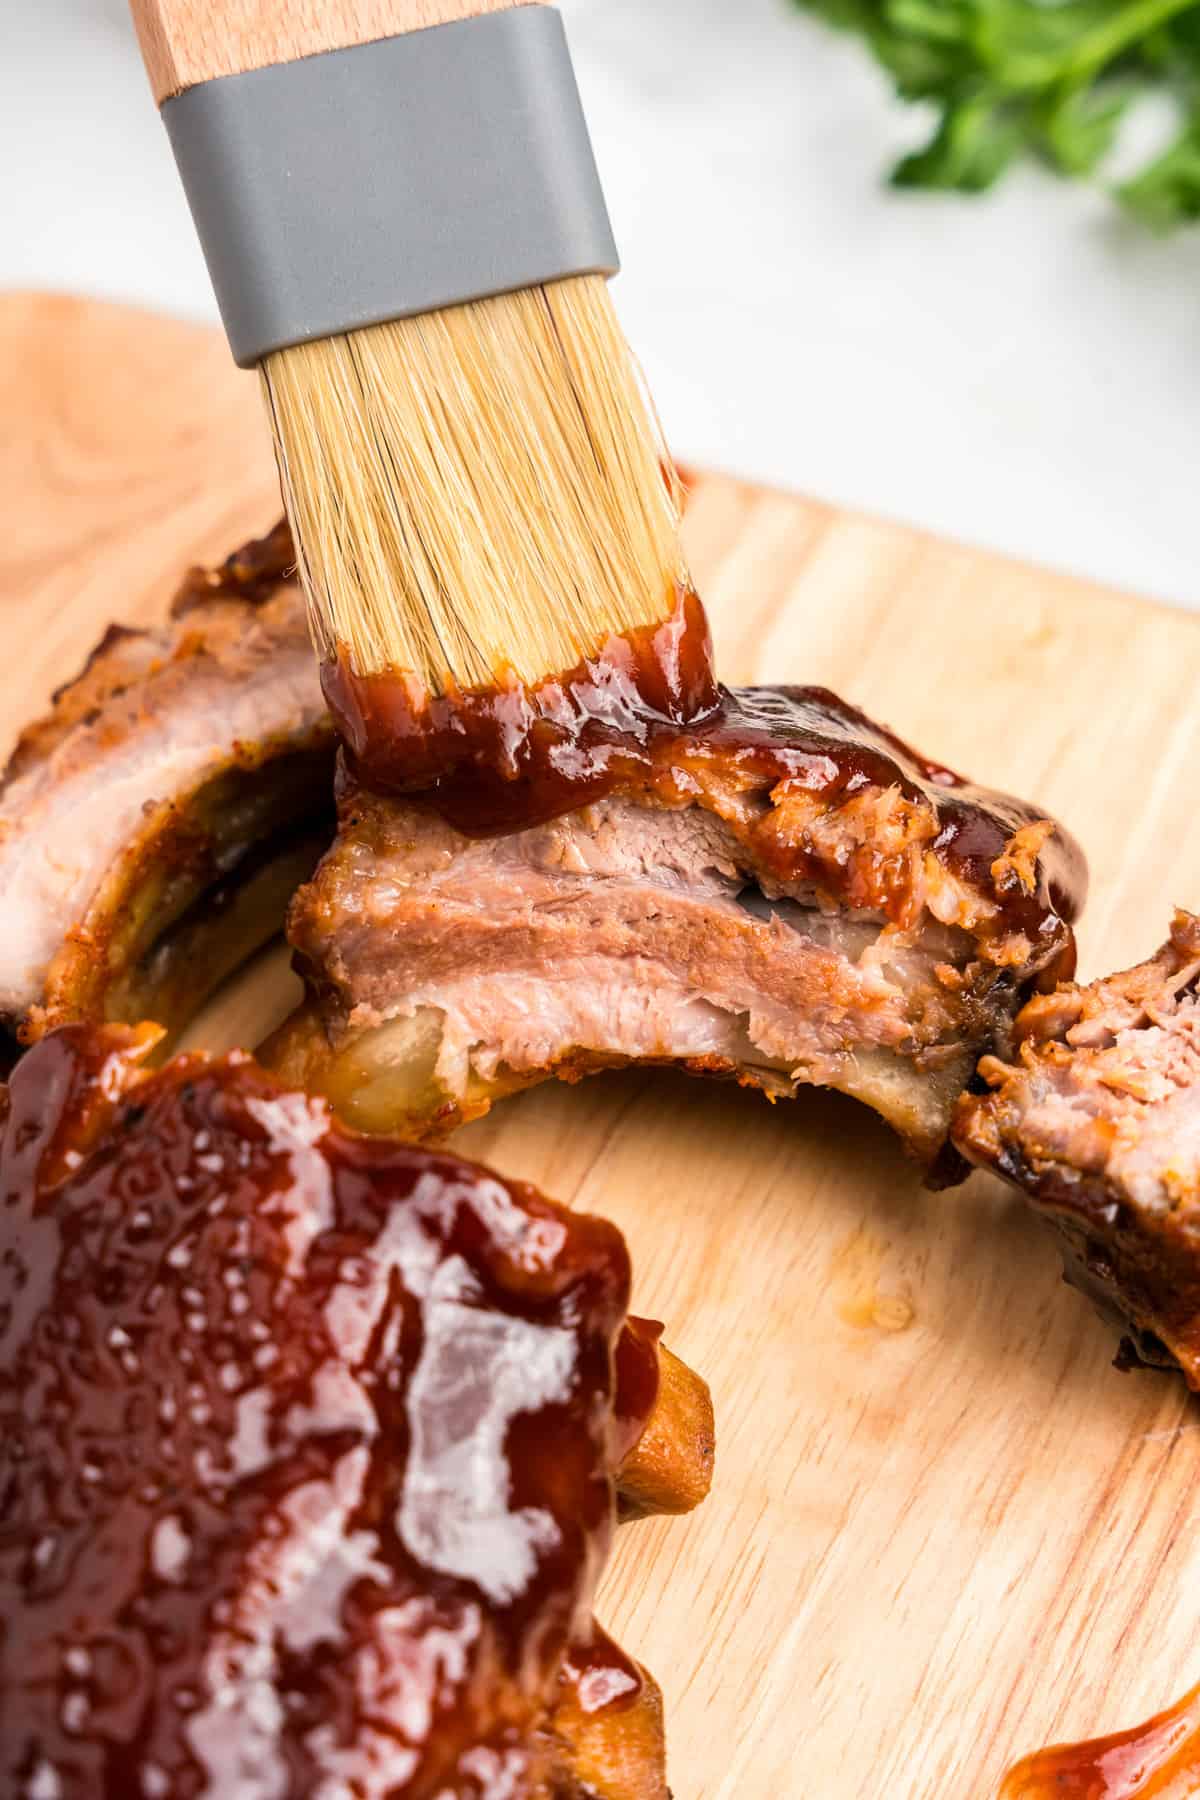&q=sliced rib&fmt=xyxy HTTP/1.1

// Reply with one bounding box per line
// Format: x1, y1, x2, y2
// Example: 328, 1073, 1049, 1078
954, 910, 1200, 1381
0, 1023, 711, 1797
0, 523, 334, 1048
273, 686, 1085, 1165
